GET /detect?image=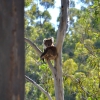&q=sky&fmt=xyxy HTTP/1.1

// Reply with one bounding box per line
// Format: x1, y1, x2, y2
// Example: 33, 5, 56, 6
33, 0, 83, 29
42, 0, 82, 28
47, 0, 82, 29
37, 0, 61, 28
49, 0, 61, 26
